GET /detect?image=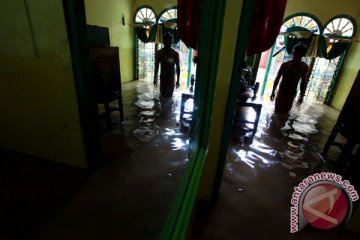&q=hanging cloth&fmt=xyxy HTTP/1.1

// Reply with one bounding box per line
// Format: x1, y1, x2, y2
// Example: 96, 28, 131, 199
155, 24, 163, 43
192, 49, 198, 64
284, 26, 313, 54
283, 30, 312, 39
164, 21, 177, 29
319, 36, 352, 59
247, 0, 287, 56
161, 19, 181, 44
306, 35, 321, 58
177, 0, 201, 50
135, 24, 157, 43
